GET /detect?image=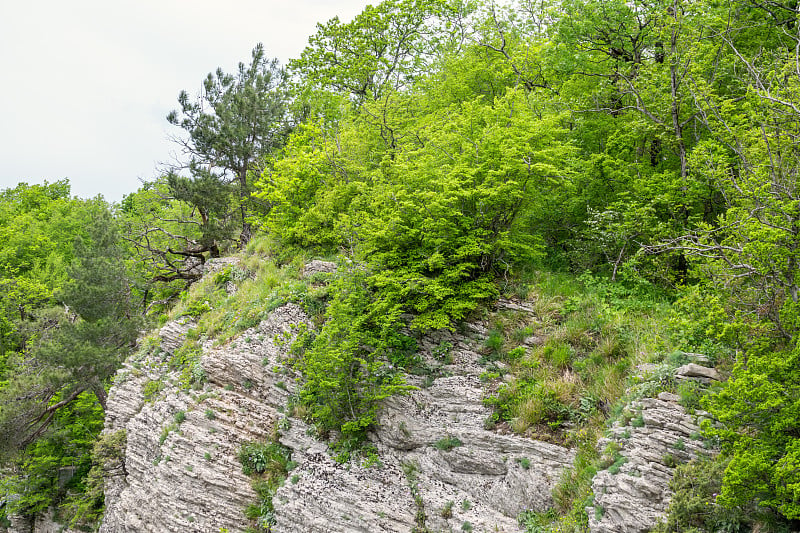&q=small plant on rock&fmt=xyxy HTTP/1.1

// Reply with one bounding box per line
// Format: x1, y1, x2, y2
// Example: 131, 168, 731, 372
441, 500, 454, 519
433, 436, 463, 451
